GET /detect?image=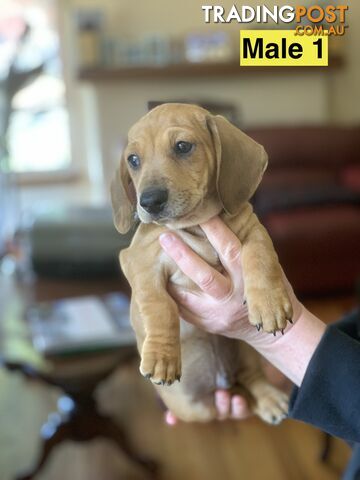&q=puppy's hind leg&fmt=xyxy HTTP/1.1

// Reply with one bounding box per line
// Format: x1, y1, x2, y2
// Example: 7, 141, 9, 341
156, 383, 217, 423
236, 343, 289, 425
